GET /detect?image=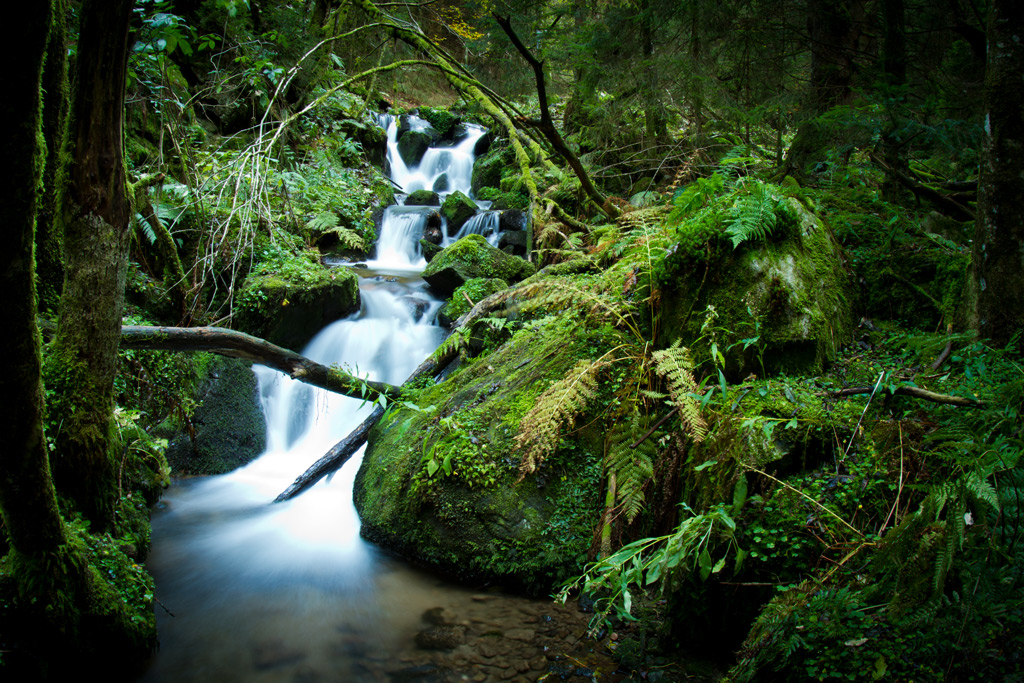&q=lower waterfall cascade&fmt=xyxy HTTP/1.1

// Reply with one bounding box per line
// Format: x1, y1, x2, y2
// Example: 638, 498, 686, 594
138, 113, 590, 682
